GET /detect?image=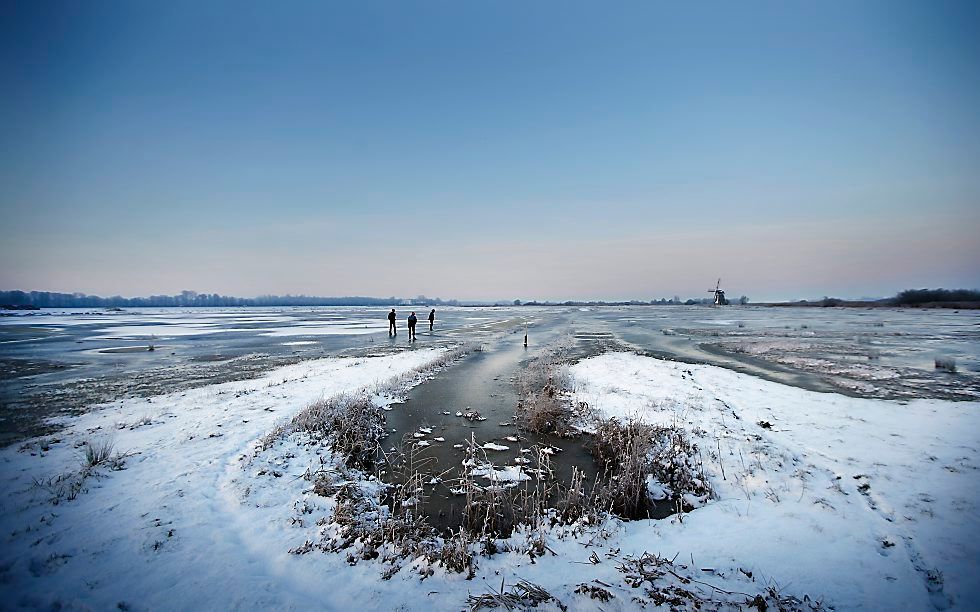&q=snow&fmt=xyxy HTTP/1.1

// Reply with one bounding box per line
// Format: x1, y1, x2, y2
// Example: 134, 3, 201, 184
470, 464, 531, 483
568, 352, 980, 610
2, 348, 977, 610
482, 442, 510, 451
0, 348, 447, 610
